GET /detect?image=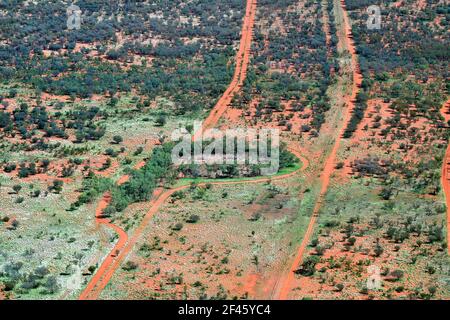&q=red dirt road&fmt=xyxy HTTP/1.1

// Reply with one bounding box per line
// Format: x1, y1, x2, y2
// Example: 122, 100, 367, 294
193, 0, 257, 140
272, 0, 363, 300
79, 0, 259, 300
79, 161, 145, 300
81, 146, 308, 300
439, 99, 450, 255
78, 193, 128, 300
